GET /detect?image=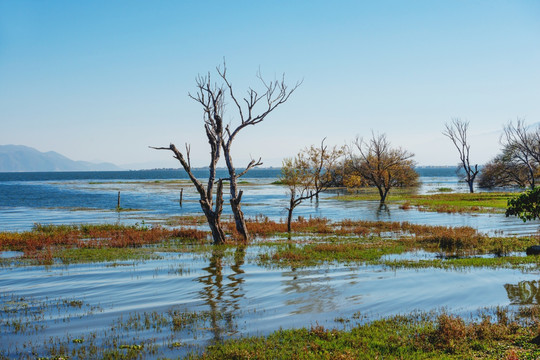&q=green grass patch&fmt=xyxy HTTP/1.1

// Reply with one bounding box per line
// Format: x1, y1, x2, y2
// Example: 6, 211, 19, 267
384, 255, 540, 270
188, 308, 540, 360
435, 187, 454, 192
335, 191, 515, 214
54, 247, 160, 264
258, 239, 406, 268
